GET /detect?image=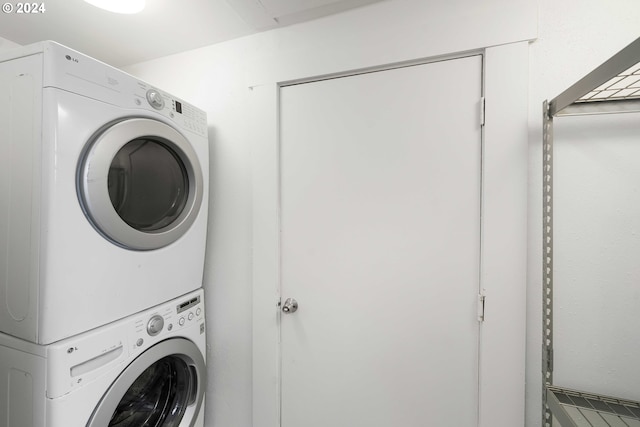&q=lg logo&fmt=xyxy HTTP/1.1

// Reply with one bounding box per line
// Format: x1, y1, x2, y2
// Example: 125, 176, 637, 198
65, 54, 79, 63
